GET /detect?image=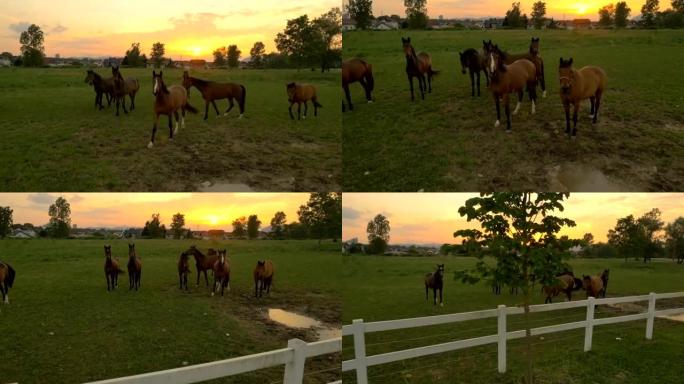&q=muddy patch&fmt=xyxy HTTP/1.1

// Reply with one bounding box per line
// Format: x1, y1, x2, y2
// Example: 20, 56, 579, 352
198, 180, 253, 192
267, 308, 340, 341
657, 312, 684, 322
547, 163, 625, 191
